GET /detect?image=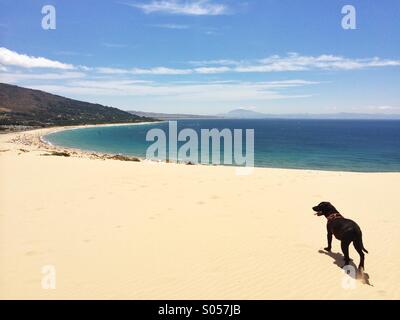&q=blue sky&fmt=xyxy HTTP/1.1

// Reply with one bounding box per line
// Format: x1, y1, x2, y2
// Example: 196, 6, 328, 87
0, 0, 399, 114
